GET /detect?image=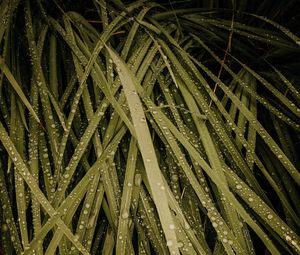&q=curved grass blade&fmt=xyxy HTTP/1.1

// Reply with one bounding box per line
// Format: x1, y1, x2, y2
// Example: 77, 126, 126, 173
0, 57, 40, 125
105, 44, 180, 255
